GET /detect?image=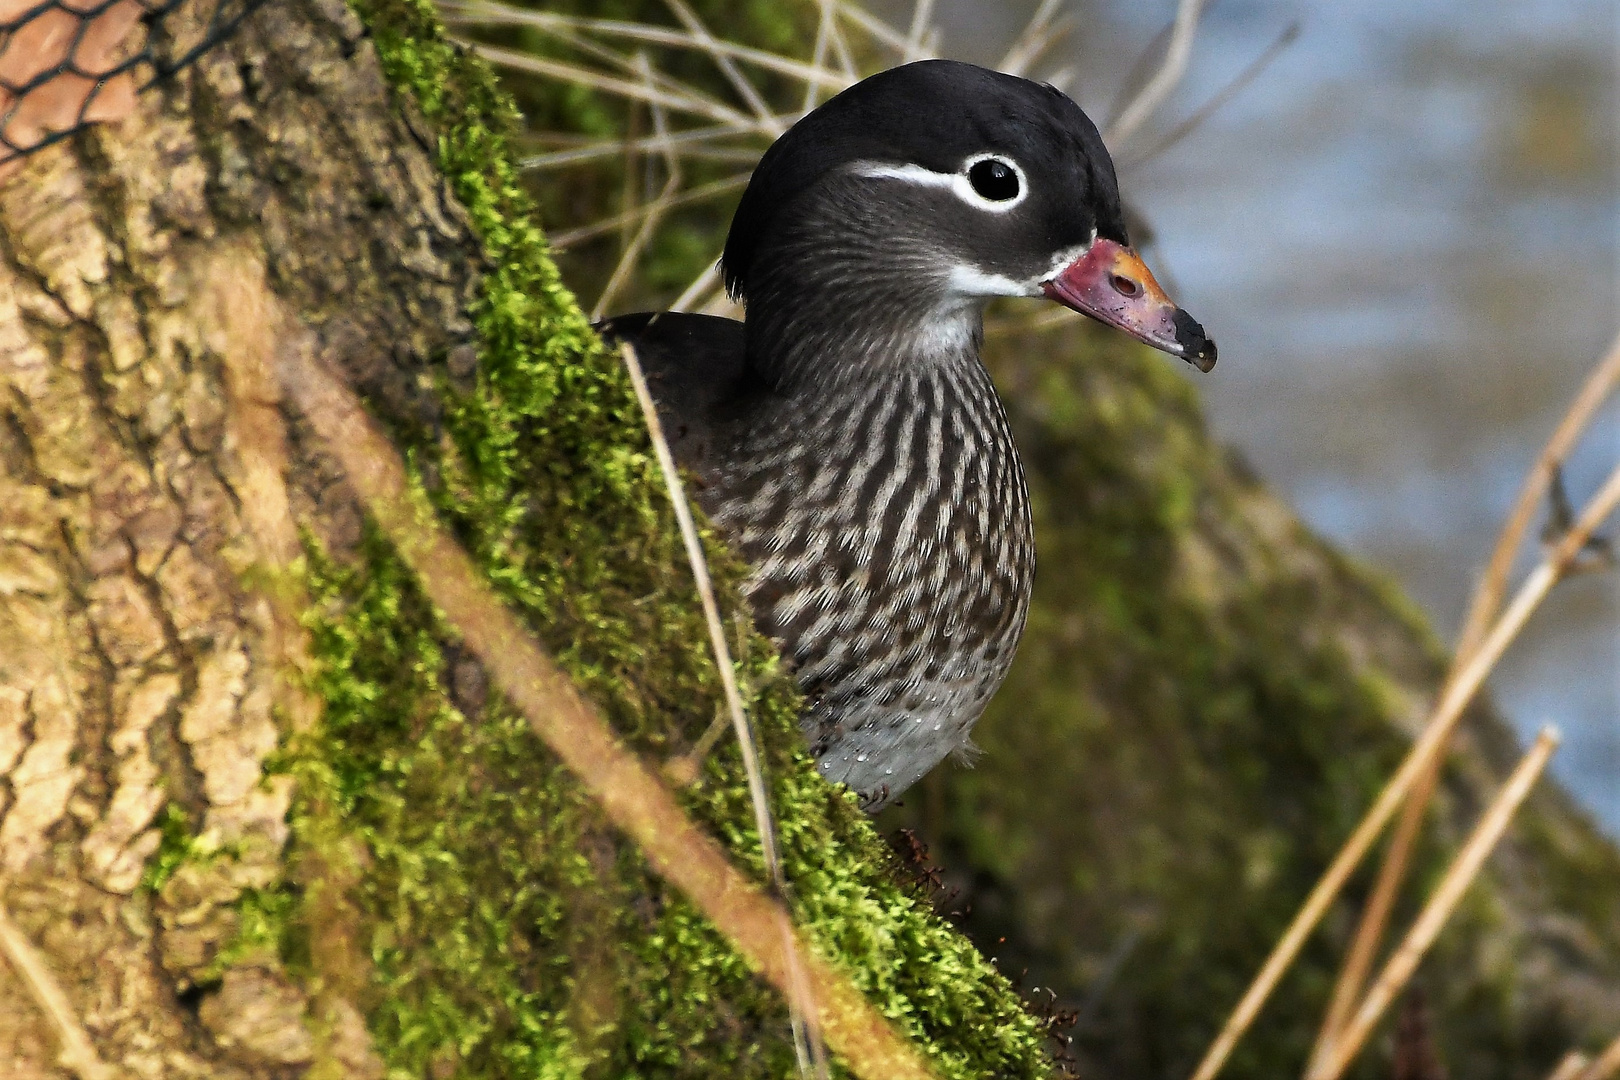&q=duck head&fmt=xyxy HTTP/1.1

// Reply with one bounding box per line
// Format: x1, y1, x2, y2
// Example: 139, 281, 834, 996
720, 59, 1215, 380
